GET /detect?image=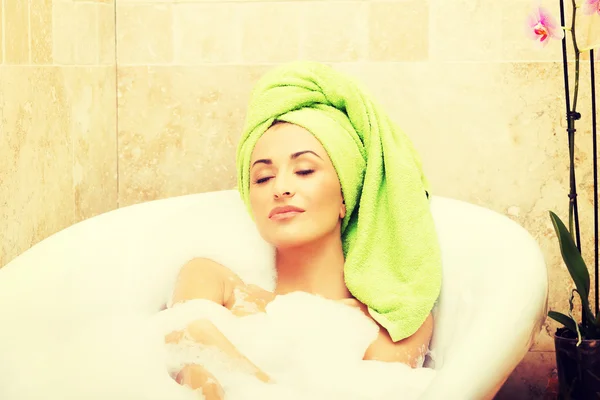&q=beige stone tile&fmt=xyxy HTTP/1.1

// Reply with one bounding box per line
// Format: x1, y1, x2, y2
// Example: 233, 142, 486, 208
53, 2, 99, 64
239, 2, 301, 63
332, 61, 515, 208
98, 3, 116, 65
578, 11, 600, 52
4, 0, 30, 64
30, 0, 53, 64
0, 1, 3, 64
116, 4, 172, 65
430, 0, 503, 61
495, 351, 556, 399
369, 1, 429, 62
334, 62, 575, 221
576, 12, 600, 61
0, 66, 74, 267
502, 62, 599, 352
300, 2, 369, 62
477, 63, 595, 346
173, 3, 240, 64
531, 328, 556, 352
62, 67, 118, 221
117, 65, 269, 206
